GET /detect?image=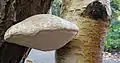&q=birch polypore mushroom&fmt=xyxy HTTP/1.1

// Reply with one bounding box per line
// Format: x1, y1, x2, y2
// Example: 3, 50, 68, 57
4, 14, 79, 51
